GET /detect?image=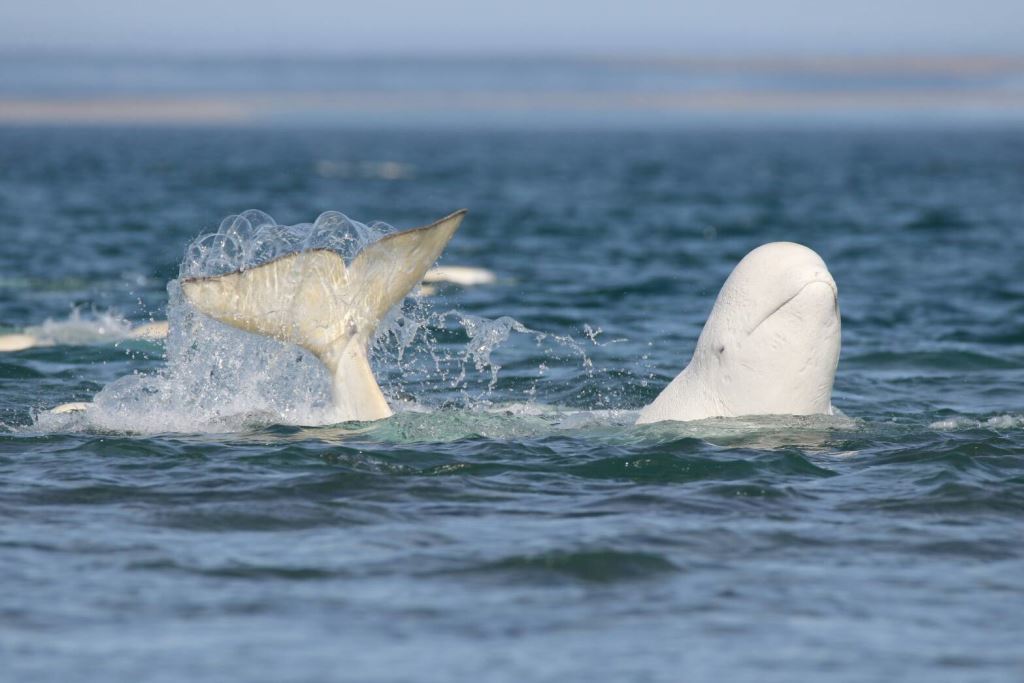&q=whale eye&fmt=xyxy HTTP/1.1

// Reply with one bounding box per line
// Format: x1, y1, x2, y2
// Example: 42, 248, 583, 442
717, 345, 726, 355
